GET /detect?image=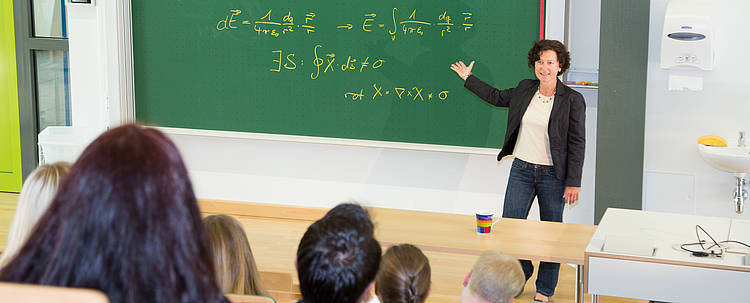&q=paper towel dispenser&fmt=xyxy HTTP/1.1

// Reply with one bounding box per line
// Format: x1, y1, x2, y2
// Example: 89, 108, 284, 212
660, 0, 713, 70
